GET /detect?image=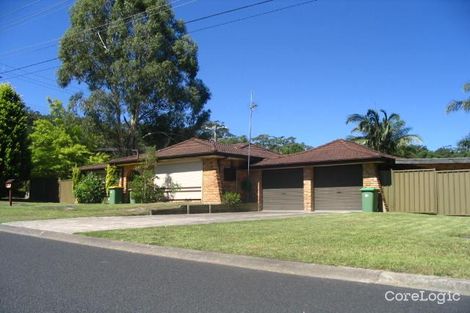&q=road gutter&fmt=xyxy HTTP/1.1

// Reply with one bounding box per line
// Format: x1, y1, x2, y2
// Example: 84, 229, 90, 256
1, 224, 469, 296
